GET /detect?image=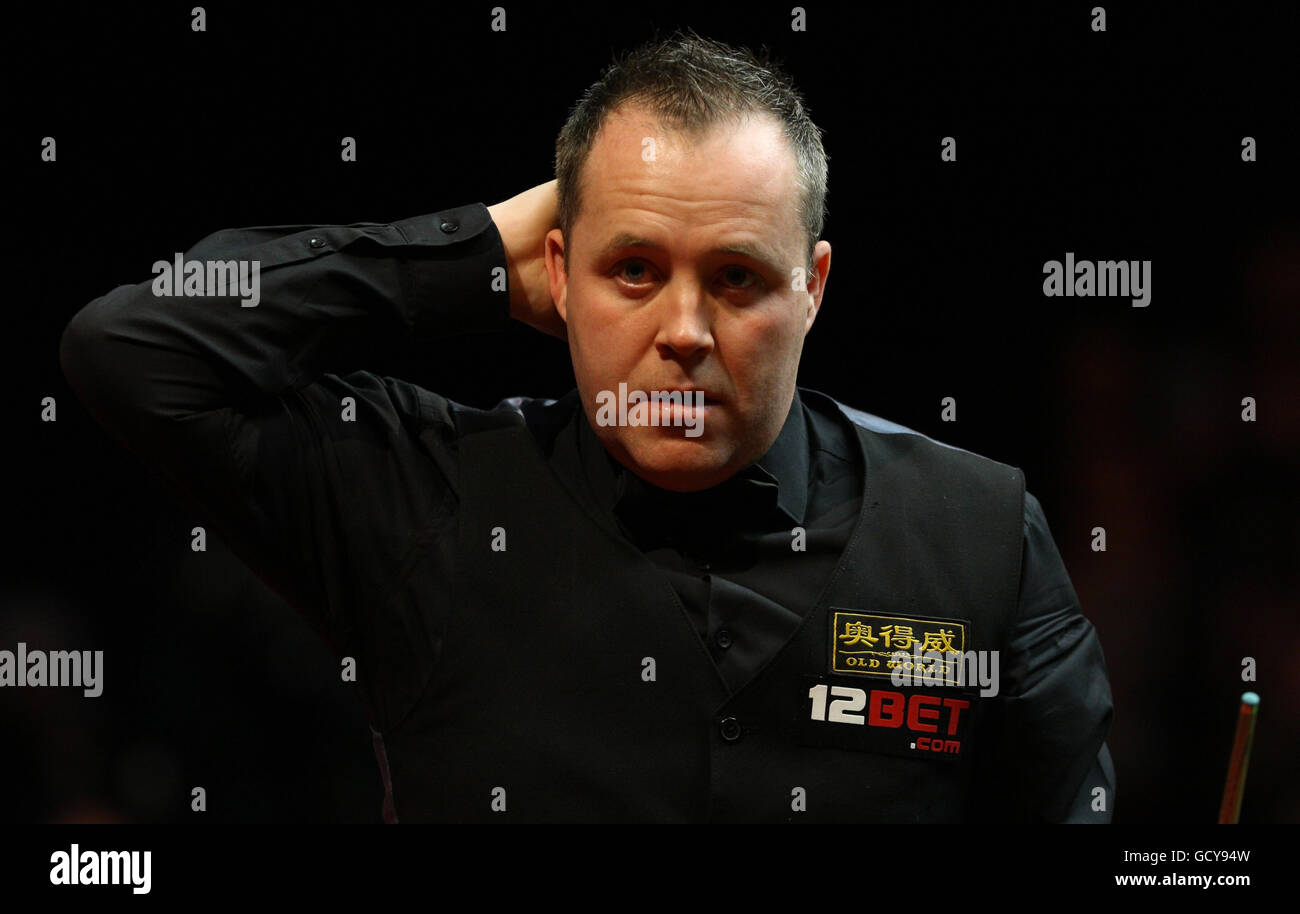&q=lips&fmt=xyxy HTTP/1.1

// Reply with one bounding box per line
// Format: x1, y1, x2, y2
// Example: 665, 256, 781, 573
651, 388, 718, 404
